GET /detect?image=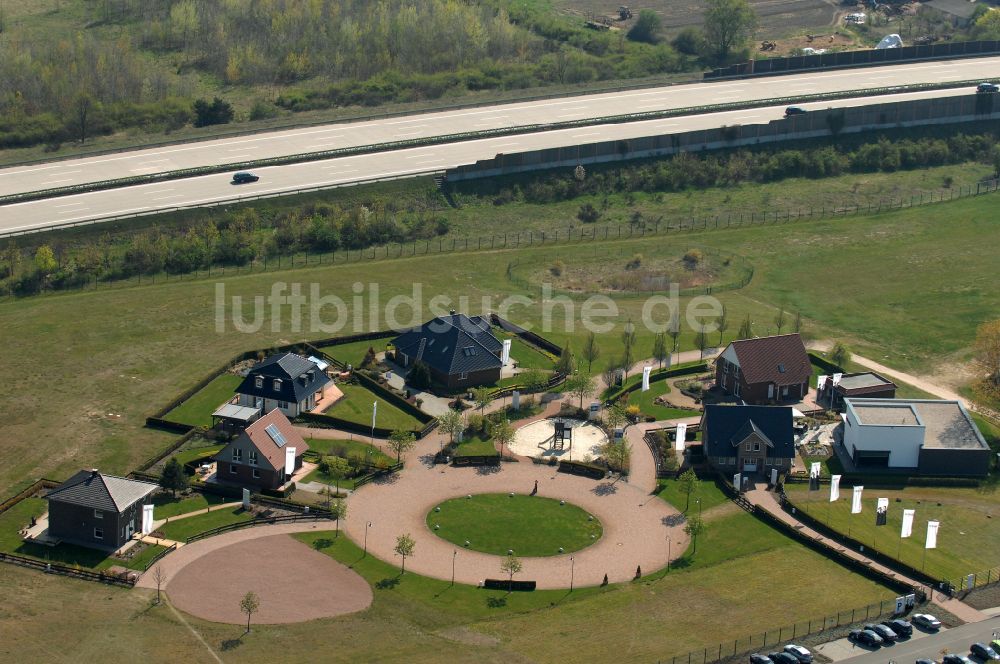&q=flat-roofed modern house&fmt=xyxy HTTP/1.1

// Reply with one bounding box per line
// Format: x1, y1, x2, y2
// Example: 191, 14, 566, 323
392, 313, 503, 389
214, 409, 309, 490
714, 334, 812, 404
701, 405, 796, 478
235, 352, 332, 418
818, 372, 896, 411
45, 470, 158, 550
842, 398, 990, 477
